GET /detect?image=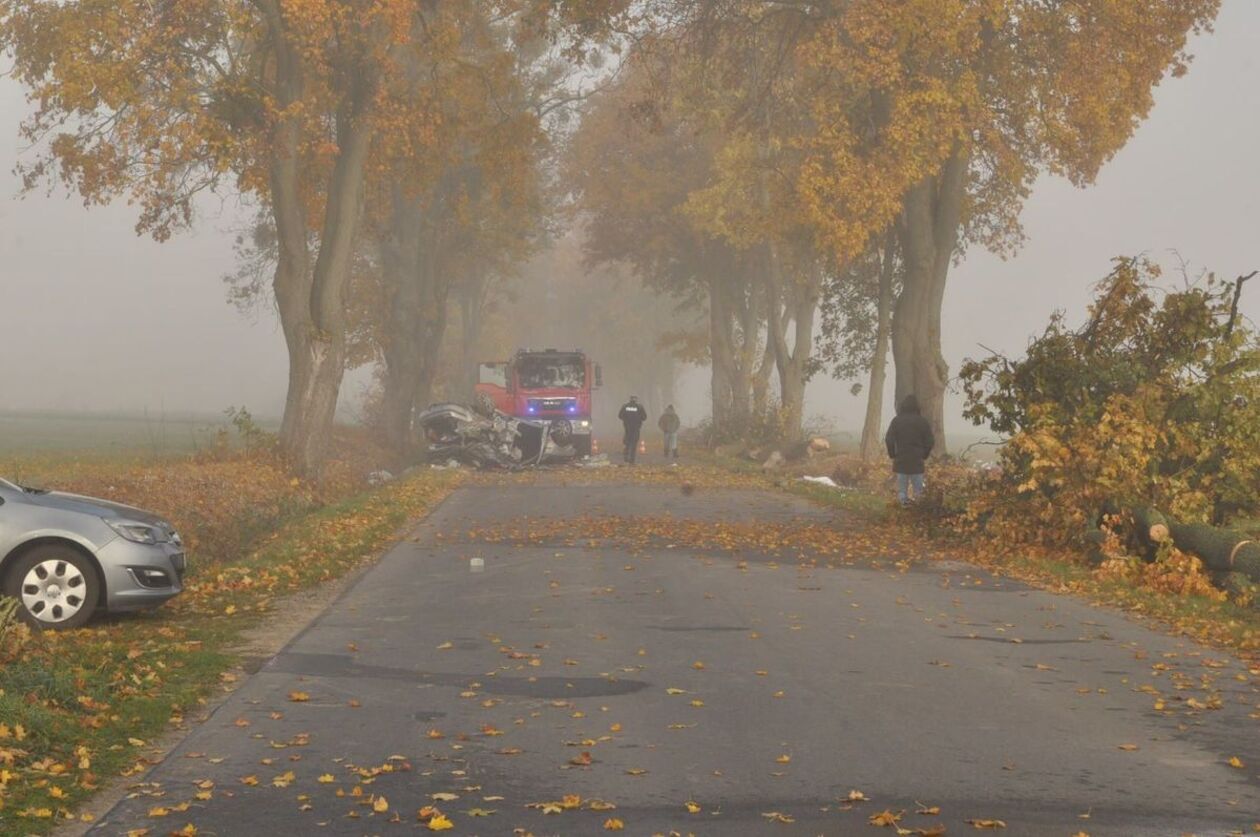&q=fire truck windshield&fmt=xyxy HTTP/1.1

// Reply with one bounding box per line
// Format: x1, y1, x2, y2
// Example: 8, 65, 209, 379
517, 354, 585, 389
